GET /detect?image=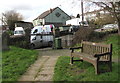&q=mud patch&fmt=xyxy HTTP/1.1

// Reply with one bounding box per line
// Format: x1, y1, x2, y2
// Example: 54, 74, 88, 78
40, 74, 48, 76
67, 65, 86, 76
